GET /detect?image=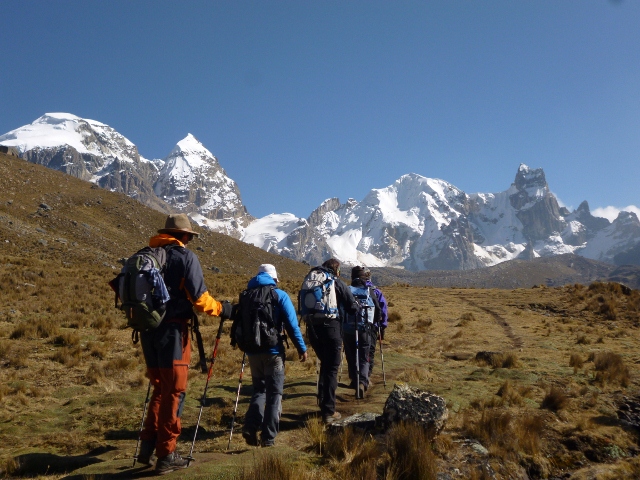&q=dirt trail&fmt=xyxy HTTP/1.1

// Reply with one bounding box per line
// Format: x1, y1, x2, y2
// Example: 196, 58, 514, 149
460, 297, 524, 349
